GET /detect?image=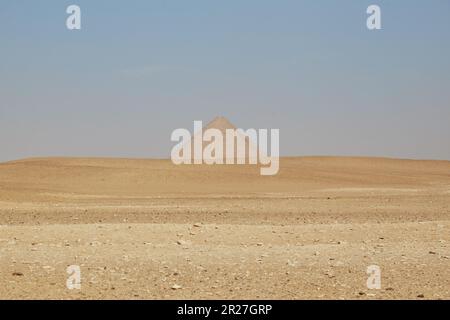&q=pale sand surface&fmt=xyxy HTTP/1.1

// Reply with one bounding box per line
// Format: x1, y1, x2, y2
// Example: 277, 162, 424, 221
0, 157, 449, 299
